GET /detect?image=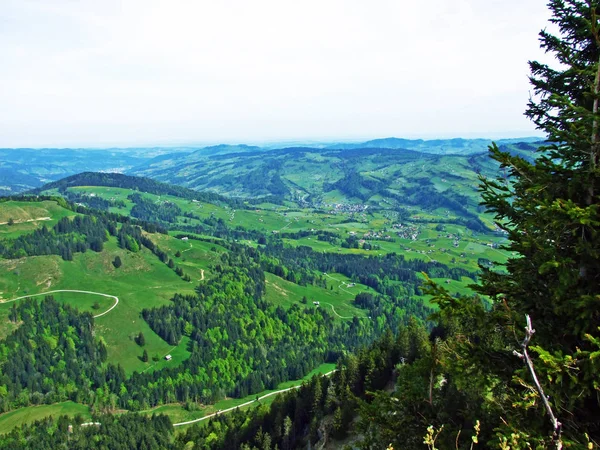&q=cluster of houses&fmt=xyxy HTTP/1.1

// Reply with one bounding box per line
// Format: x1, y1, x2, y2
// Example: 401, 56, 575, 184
392, 223, 420, 240
330, 203, 369, 214
361, 230, 393, 241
